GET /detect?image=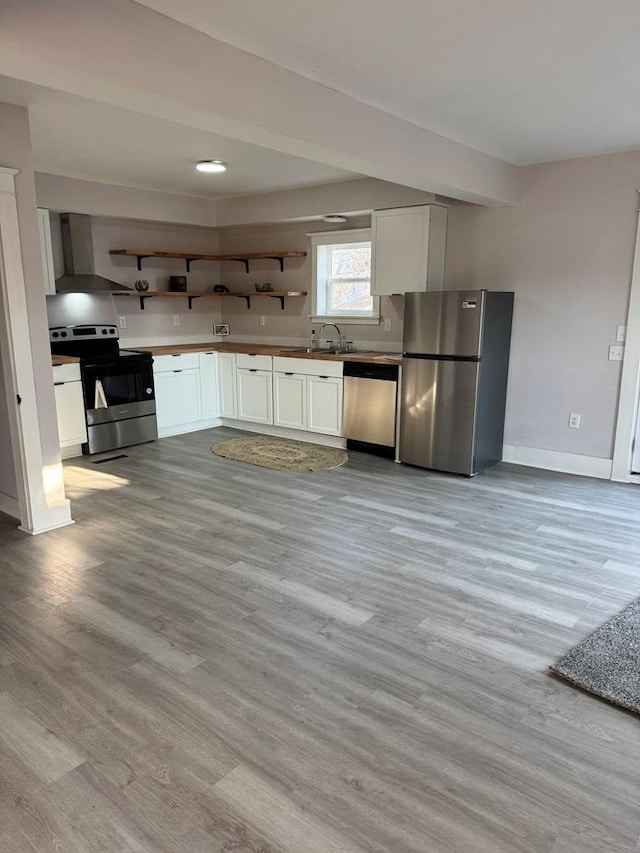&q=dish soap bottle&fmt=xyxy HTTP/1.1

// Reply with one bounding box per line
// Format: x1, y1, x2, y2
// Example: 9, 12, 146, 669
310, 328, 318, 350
